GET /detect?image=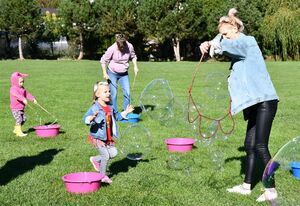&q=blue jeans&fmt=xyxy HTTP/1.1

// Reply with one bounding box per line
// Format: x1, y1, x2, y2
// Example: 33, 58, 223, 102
107, 69, 130, 112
